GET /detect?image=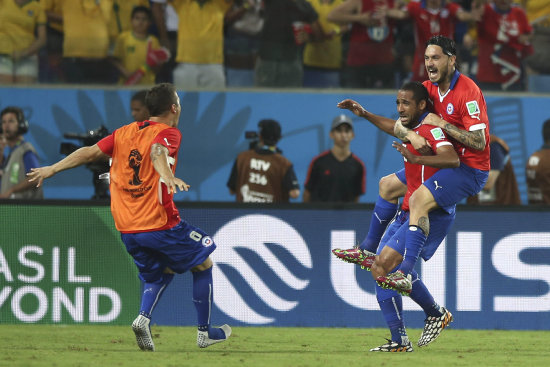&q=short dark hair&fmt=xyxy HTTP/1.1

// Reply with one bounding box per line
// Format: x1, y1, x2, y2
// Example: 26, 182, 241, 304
426, 35, 457, 56
131, 6, 152, 21
131, 90, 147, 104
259, 119, 282, 146
543, 118, 550, 142
426, 35, 460, 71
145, 83, 178, 117
400, 81, 430, 106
